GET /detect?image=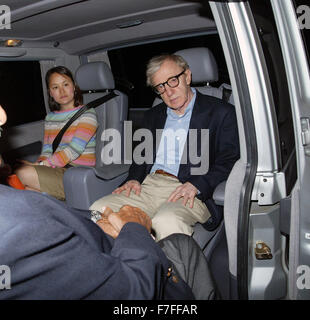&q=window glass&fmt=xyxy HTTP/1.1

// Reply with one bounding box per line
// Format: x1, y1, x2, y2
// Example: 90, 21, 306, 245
107, 34, 229, 109
0, 61, 46, 127
249, 0, 297, 195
